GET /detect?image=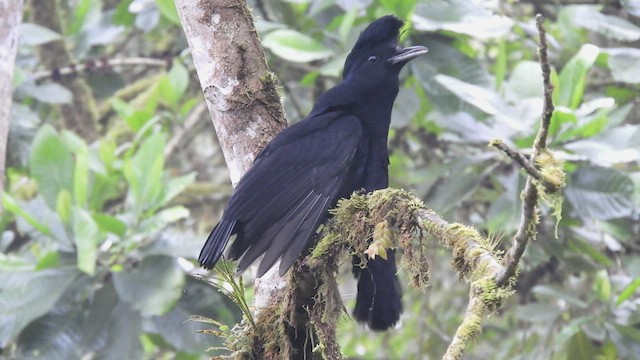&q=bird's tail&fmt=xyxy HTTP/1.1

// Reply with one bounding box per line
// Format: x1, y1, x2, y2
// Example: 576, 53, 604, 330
199, 219, 236, 270
352, 250, 403, 330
